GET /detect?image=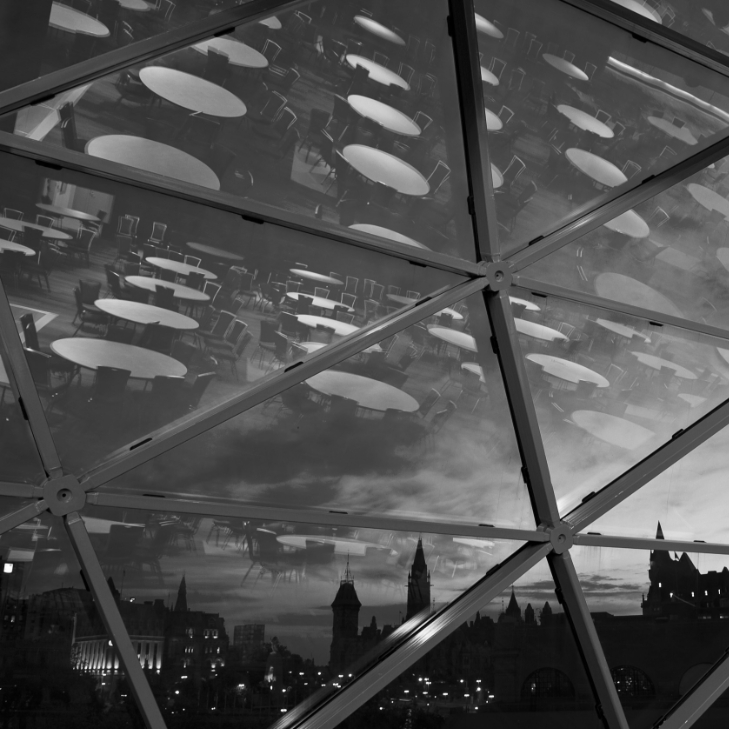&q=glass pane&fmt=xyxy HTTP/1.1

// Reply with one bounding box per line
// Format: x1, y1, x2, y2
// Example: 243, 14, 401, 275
102, 291, 534, 529
0, 150, 460, 475
0, 0, 249, 97
0, 514, 144, 727
510, 287, 729, 516
0, 496, 31, 520
80, 502, 522, 727
5, 0, 476, 261
334, 556, 603, 728
522, 150, 729, 338
476, 0, 729, 255
573, 544, 729, 729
